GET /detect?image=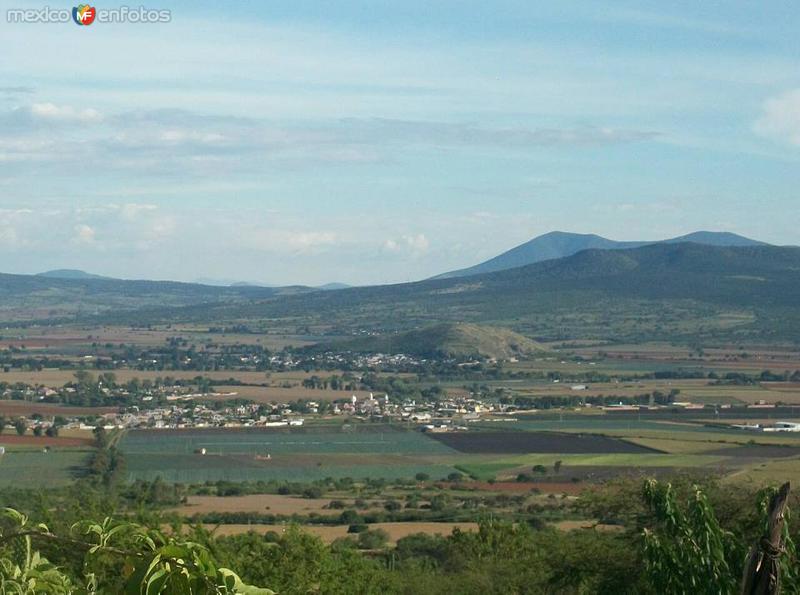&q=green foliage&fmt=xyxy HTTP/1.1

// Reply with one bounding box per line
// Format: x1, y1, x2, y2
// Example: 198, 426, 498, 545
0, 474, 797, 593
641, 479, 739, 593
0, 508, 273, 594
0, 509, 75, 593
754, 485, 799, 588
640, 479, 800, 595
356, 529, 388, 550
